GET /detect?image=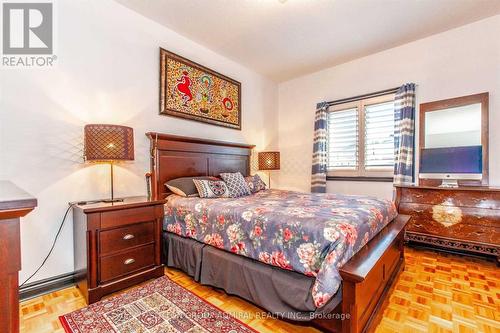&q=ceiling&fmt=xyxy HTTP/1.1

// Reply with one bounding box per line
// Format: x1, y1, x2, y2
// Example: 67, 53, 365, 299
116, 0, 500, 82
